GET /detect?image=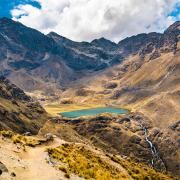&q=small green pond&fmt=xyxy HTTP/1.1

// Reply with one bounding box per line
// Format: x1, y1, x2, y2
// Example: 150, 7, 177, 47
60, 107, 128, 118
